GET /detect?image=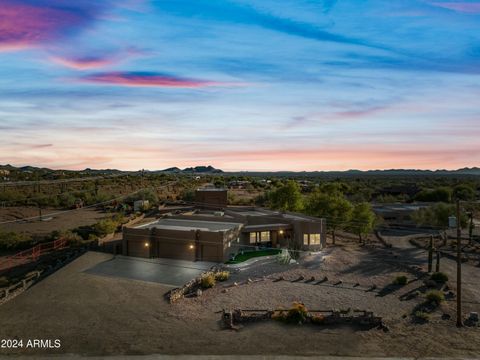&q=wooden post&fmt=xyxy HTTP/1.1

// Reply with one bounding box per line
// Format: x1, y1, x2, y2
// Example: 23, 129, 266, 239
428, 235, 433, 273
436, 251, 440, 272
456, 199, 463, 327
